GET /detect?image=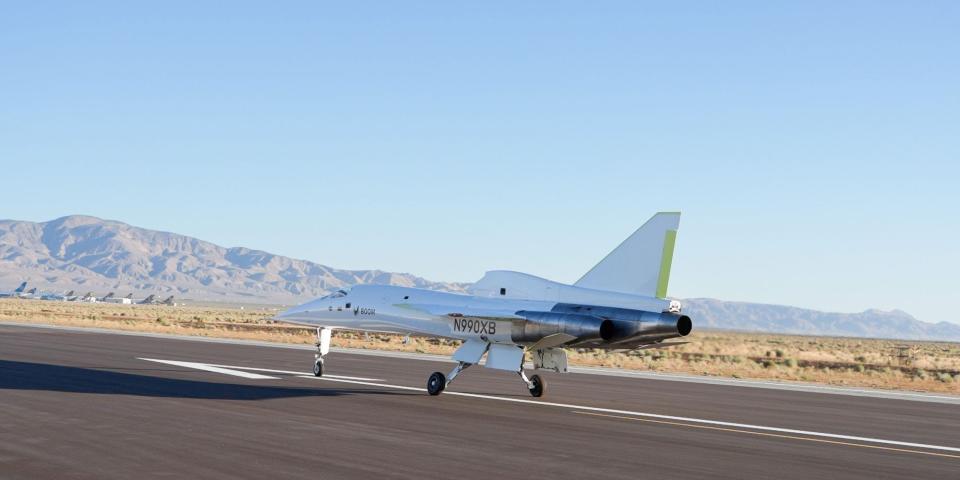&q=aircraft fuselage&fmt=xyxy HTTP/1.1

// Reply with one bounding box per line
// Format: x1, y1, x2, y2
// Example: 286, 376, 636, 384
278, 282, 690, 350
